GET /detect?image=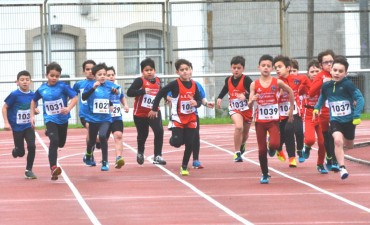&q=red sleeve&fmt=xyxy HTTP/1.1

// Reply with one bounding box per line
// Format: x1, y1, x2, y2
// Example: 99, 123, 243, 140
308, 72, 323, 97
